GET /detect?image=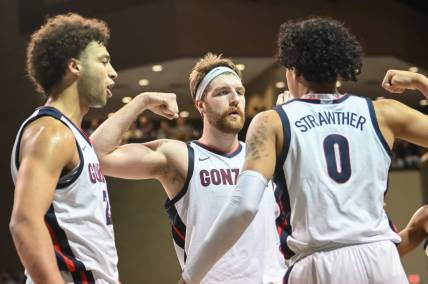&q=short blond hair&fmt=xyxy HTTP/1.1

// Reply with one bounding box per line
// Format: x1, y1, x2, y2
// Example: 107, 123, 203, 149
189, 53, 242, 101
